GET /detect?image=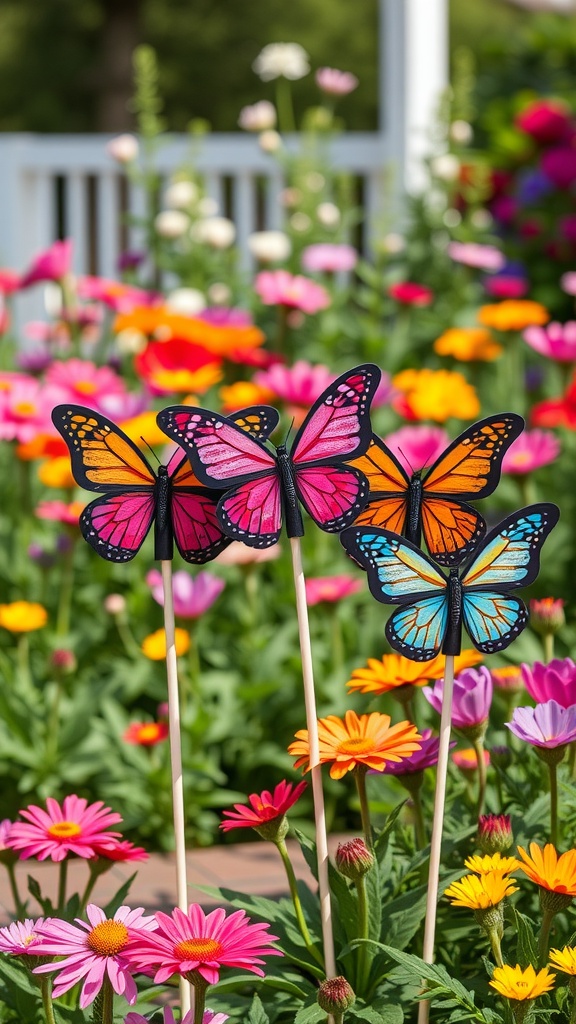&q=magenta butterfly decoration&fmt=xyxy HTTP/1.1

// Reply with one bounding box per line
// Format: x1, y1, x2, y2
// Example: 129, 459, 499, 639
157, 363, 382, 548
